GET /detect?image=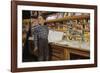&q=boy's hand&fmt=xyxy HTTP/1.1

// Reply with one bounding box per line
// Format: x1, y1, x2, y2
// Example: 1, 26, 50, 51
34, 47, 38, 52
33, 47, 38, 56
